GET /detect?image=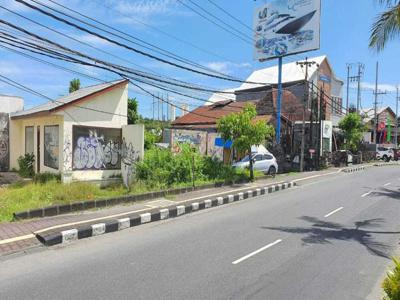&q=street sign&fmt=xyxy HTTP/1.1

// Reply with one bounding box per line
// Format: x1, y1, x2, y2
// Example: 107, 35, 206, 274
309, 149, 316, 154
254, 0, 321, 61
